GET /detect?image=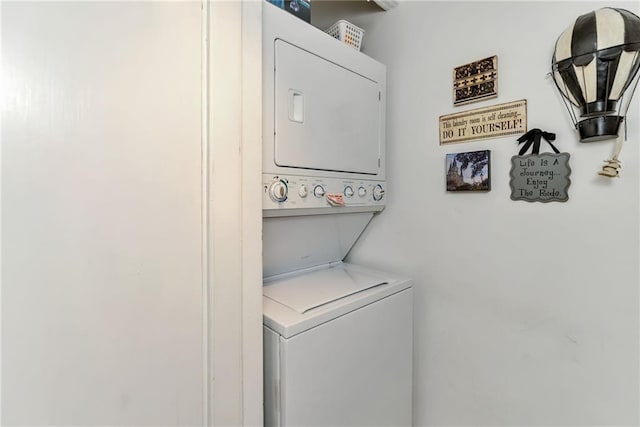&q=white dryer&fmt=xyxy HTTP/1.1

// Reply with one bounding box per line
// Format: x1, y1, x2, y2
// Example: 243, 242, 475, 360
263, 262, 413, 427
262, 0, 387, 222
261, 3, 413, 427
